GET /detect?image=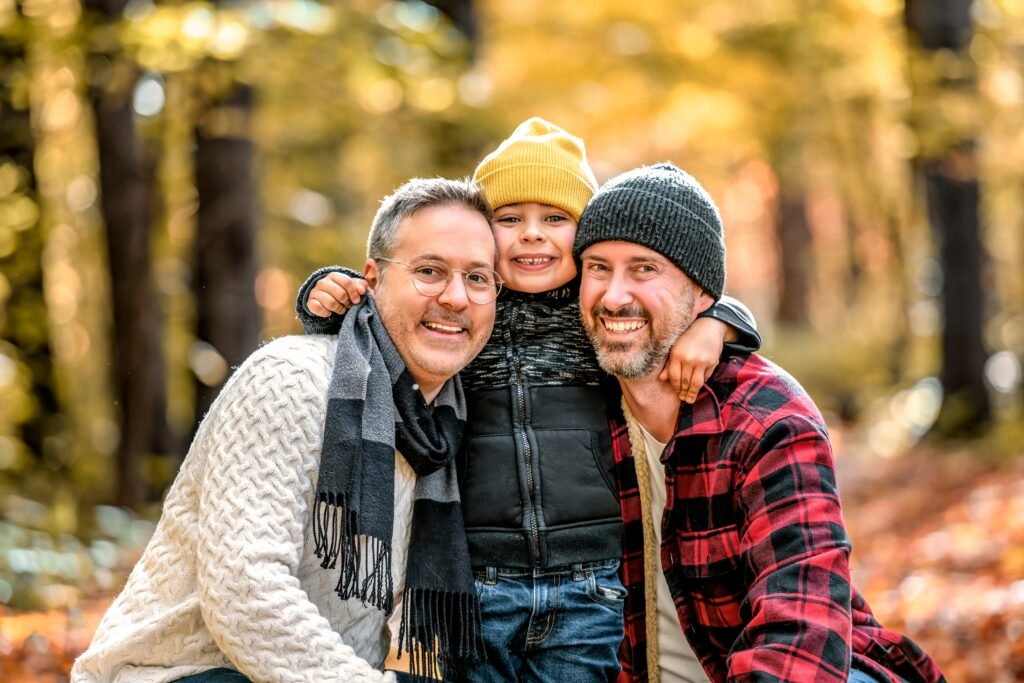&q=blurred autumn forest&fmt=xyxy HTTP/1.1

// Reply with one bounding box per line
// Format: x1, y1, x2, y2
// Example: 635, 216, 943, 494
1, 0, 1023, 680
